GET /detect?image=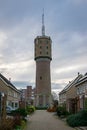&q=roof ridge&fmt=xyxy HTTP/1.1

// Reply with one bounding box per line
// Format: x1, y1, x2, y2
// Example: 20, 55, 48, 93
0, 73, 16, 89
